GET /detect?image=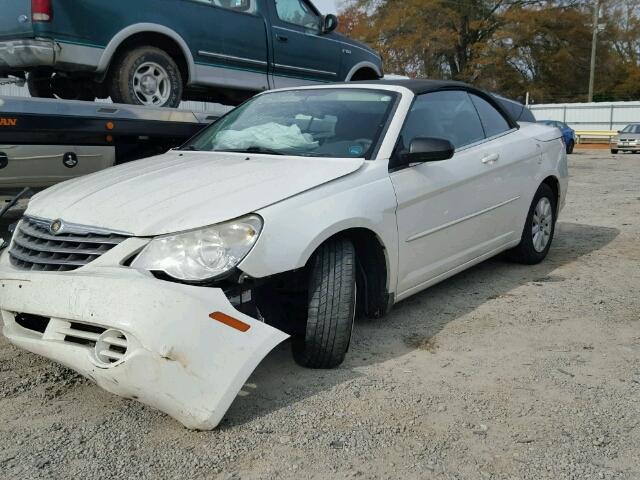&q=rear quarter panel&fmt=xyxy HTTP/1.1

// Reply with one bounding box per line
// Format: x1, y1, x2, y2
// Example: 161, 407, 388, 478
35, 0, 202, 48
0, 1, 34, 40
